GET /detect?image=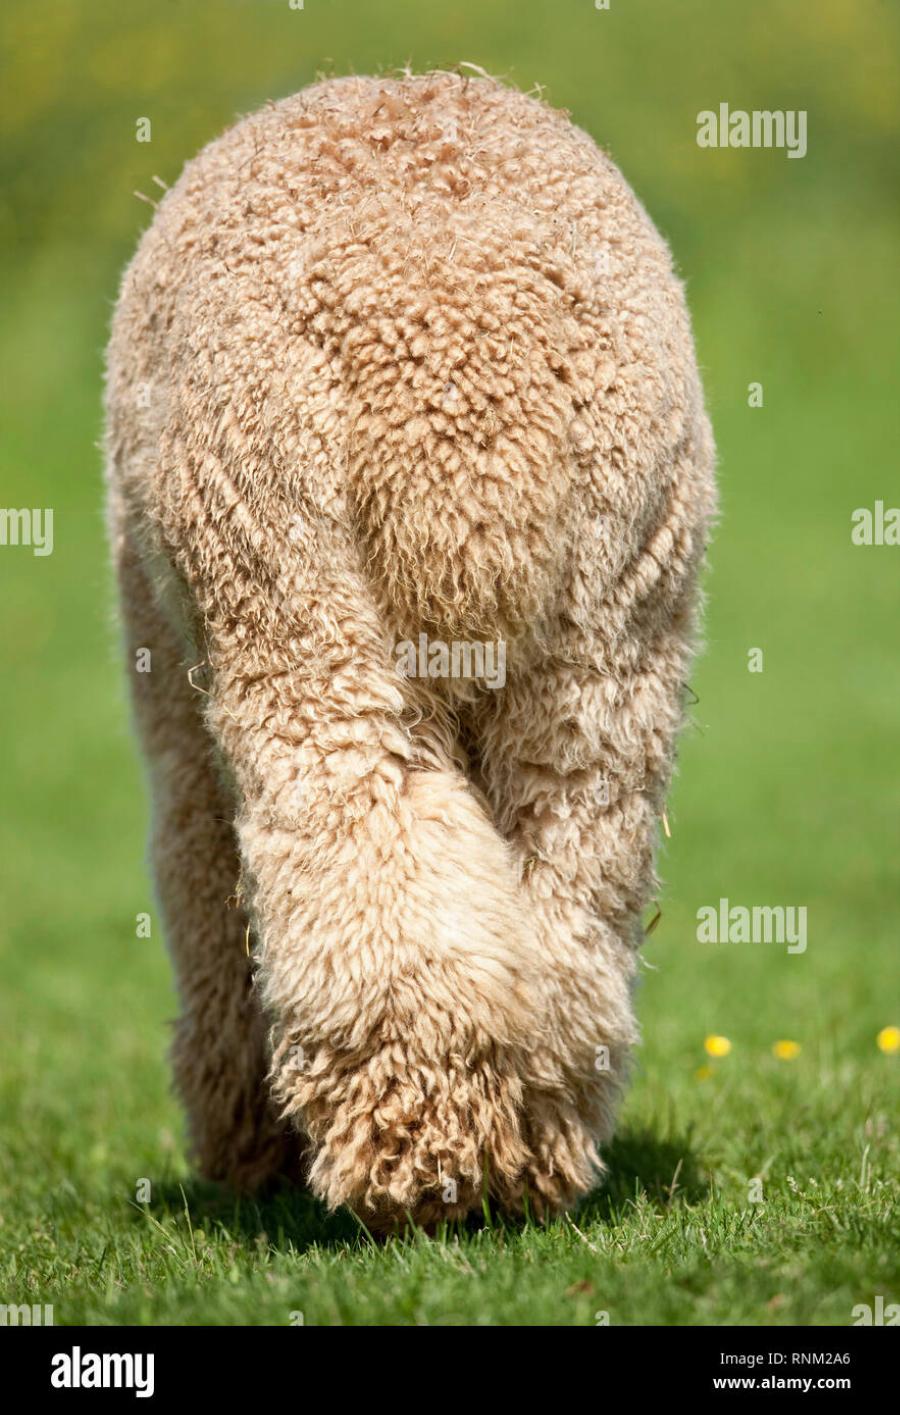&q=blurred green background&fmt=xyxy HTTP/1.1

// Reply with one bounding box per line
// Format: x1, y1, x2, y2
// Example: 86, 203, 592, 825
0, 0, 897, 1325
